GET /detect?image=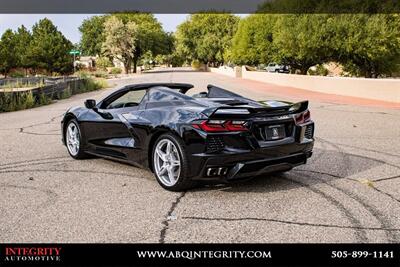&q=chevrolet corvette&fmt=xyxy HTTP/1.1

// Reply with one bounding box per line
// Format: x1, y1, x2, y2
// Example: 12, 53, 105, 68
61, 83, 314, 191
